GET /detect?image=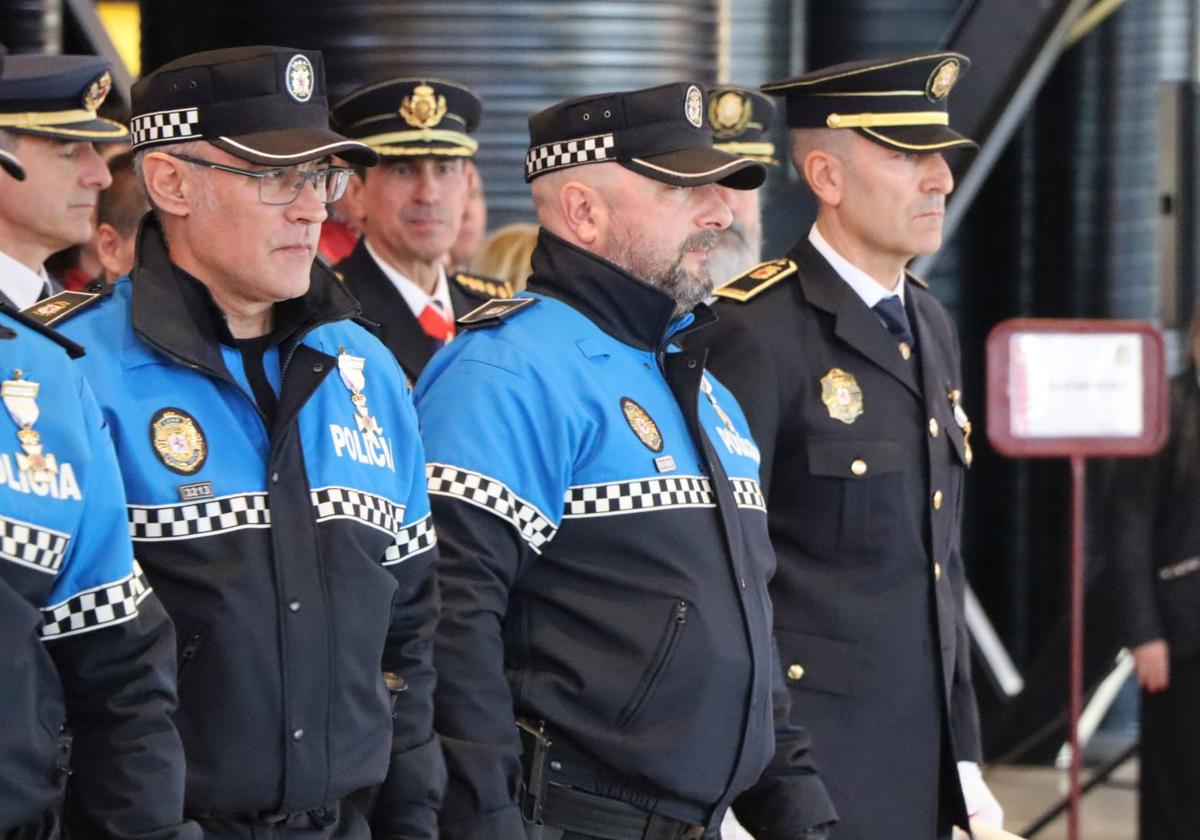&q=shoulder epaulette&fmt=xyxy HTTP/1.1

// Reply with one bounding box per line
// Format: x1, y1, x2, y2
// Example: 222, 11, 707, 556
712, 258, 798, 302
457, 297, 536, 330
0, 302, 86, 358
21, 286, 109, 328
905, 270, 929, 290
453, 271, 514, 300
